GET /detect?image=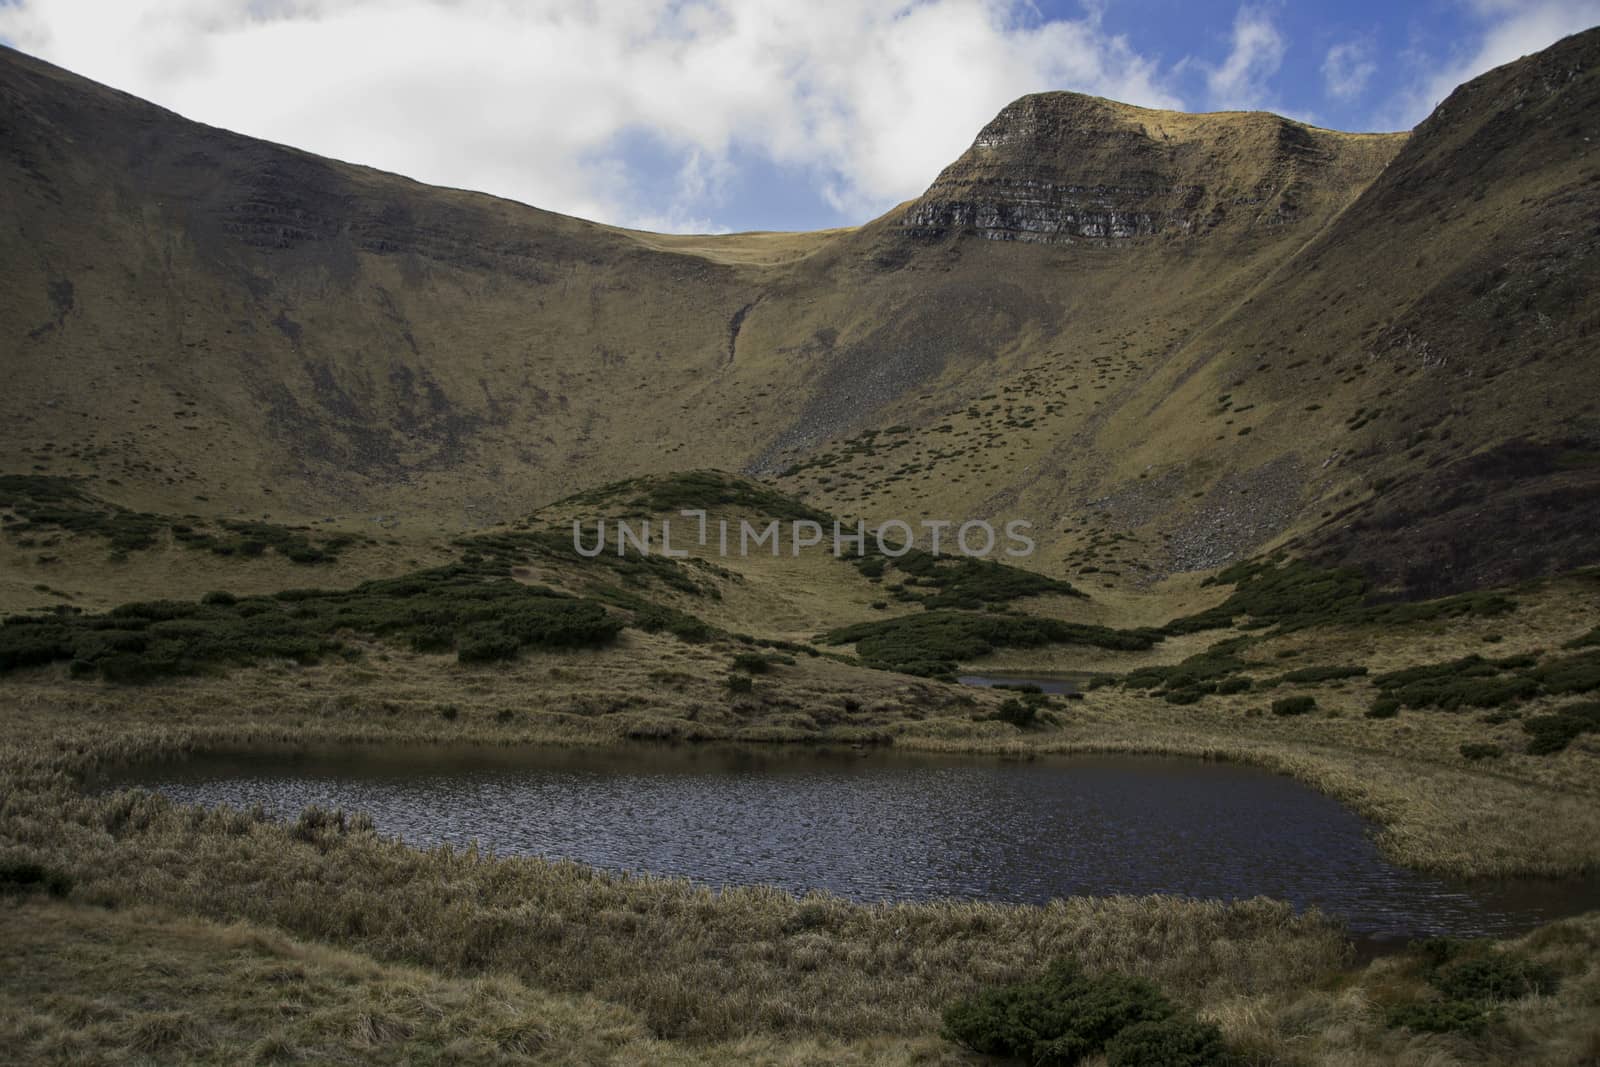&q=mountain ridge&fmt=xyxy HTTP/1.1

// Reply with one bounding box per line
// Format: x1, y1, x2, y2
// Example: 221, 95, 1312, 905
3, 29, 1598, 599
